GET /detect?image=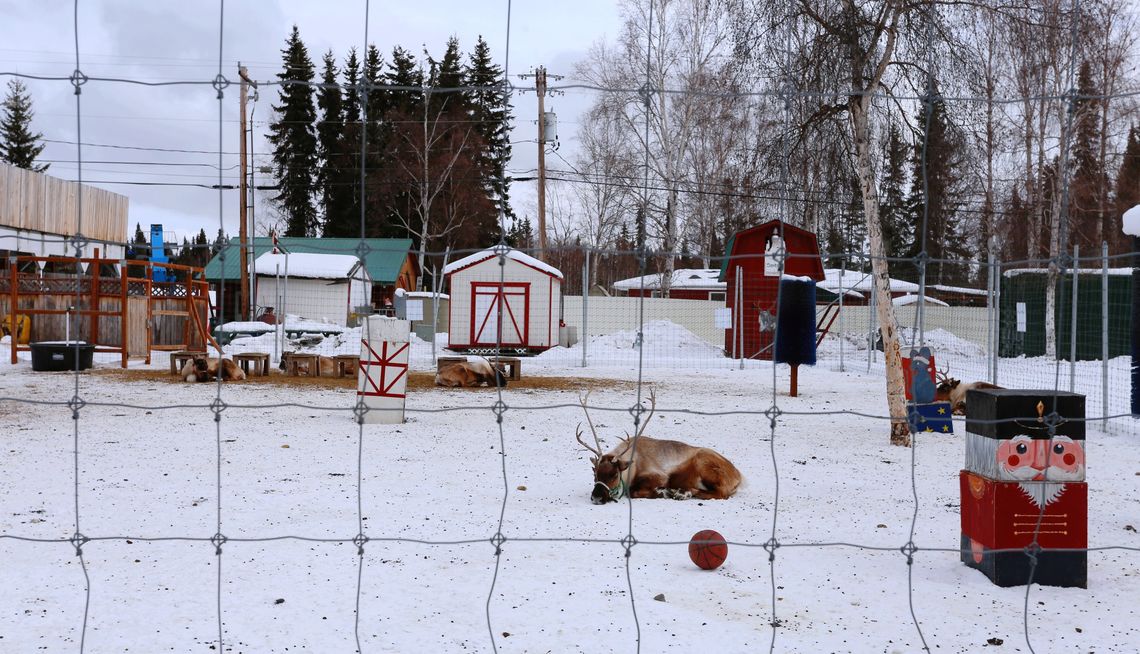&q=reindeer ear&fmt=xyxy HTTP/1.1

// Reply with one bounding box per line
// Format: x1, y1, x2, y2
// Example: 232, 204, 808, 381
616, 459, 630, 471
589, 456, 598, 466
